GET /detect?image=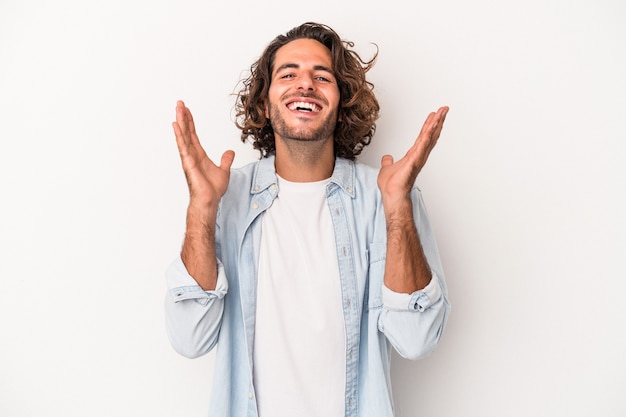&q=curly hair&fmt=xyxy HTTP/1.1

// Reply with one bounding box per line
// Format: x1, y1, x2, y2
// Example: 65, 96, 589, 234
234, 22, 380, 160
